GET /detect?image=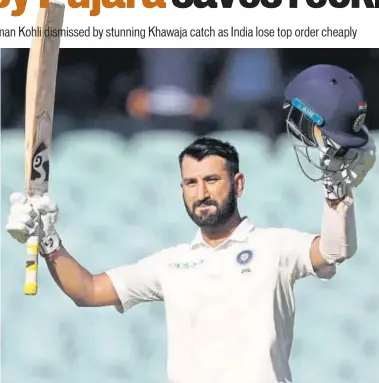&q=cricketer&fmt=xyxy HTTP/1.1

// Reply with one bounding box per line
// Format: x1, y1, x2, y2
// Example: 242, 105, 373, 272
5, 65, 376, 383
